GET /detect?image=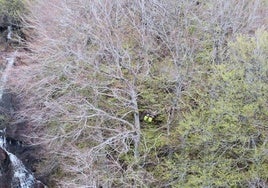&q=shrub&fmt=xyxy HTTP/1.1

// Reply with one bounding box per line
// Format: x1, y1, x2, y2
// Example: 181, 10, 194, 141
0, 0, 25, 25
